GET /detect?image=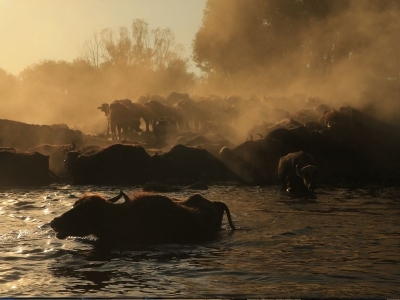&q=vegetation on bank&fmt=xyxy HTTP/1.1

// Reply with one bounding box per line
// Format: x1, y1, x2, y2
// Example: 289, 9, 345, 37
1, 0, 399, 128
